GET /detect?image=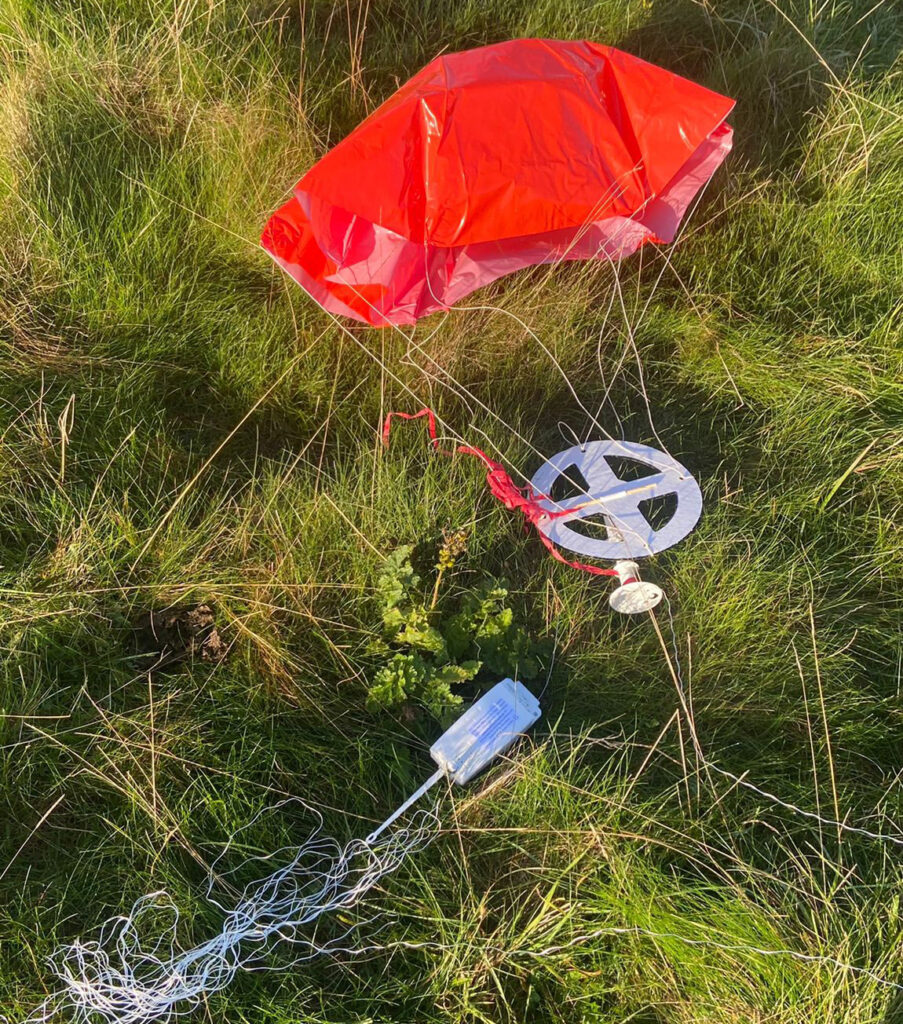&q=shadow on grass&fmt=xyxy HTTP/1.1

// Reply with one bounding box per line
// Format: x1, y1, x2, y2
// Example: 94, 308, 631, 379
884, 991, 903, 1024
